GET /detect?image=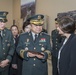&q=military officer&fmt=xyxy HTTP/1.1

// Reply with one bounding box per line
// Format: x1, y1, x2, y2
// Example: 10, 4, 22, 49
0, 11, 15, 75
51, 18, 65, 75
16, 14, 51, 75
